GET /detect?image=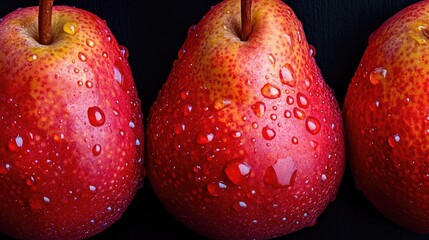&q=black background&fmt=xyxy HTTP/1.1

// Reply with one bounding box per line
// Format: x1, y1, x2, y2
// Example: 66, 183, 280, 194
1, 0, 428, 239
